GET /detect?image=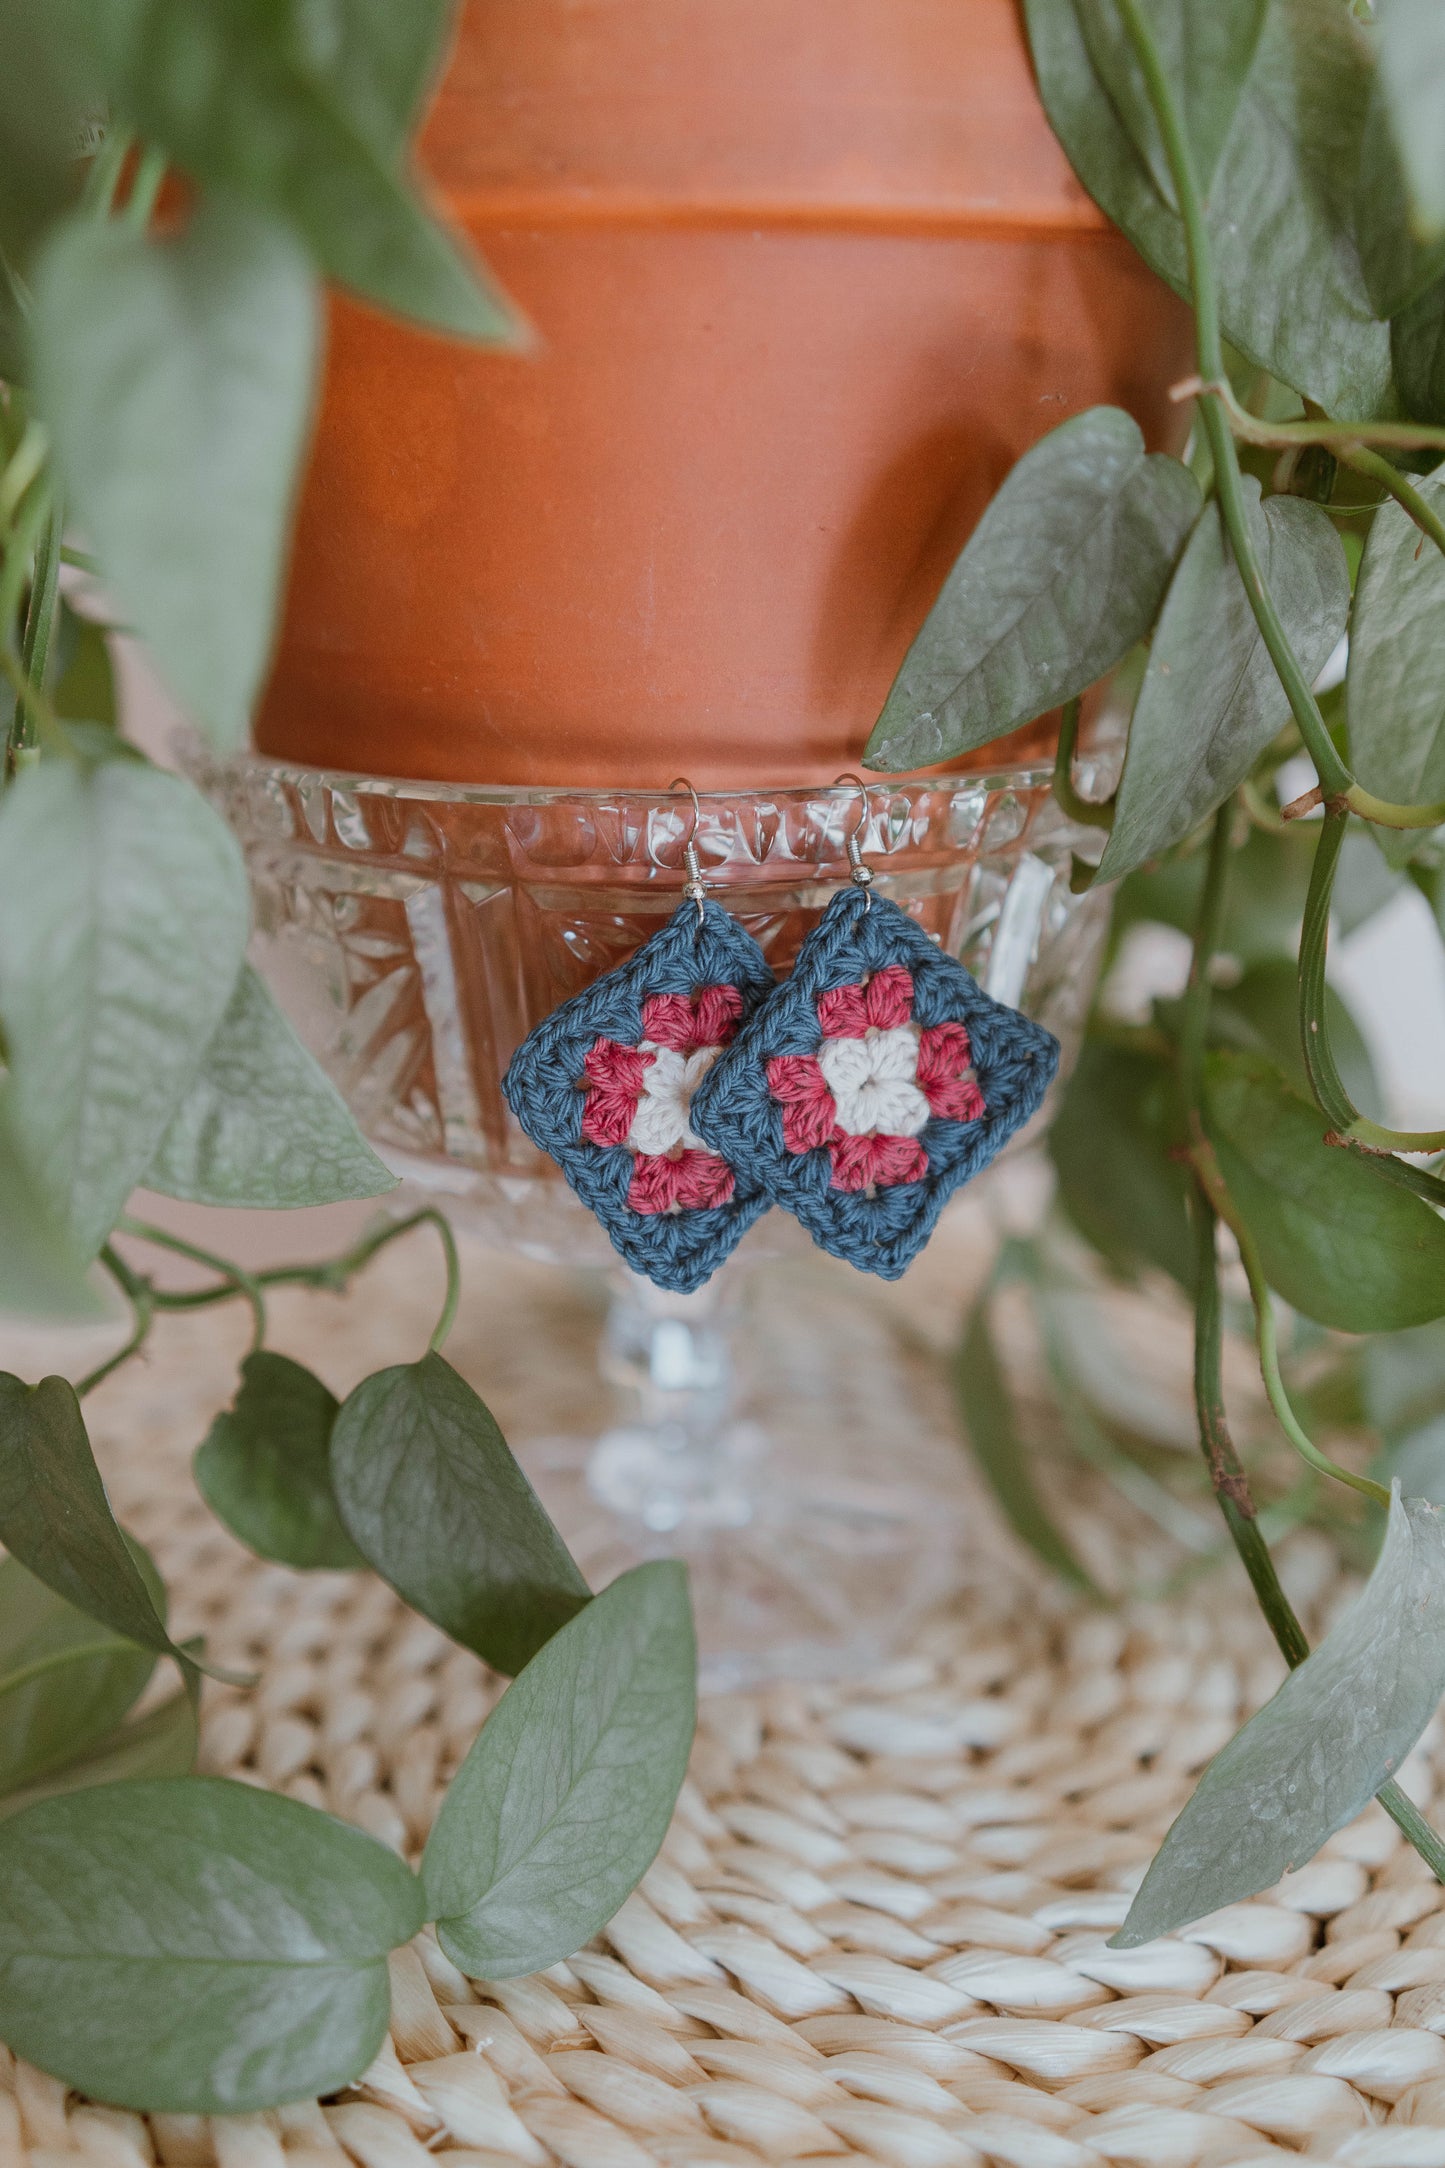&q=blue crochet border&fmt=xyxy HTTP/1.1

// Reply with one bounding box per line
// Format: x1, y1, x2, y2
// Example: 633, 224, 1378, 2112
501, 899, 777, 1293
691, 887, 1060, 1280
